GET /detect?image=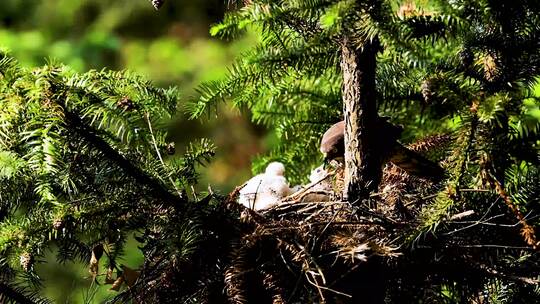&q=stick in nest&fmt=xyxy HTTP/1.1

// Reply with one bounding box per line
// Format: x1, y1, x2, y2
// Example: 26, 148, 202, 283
282, 171, 334, 202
